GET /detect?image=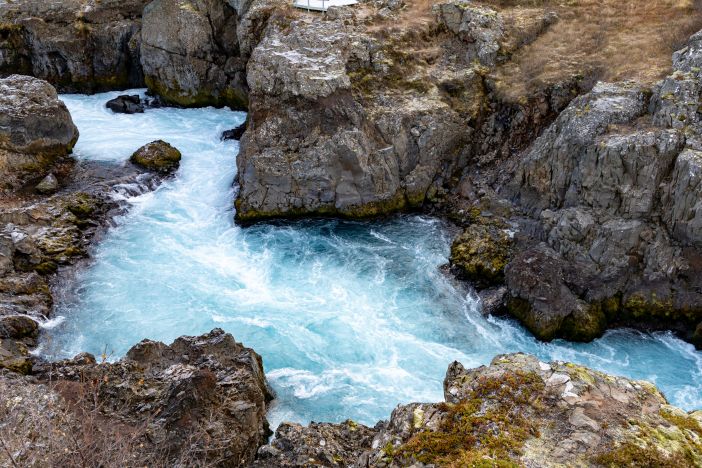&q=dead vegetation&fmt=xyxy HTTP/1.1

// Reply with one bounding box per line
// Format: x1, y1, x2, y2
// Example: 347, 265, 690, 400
484, 0, 702, 98
360, 0, 702, 100
0, 373, 220, 467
